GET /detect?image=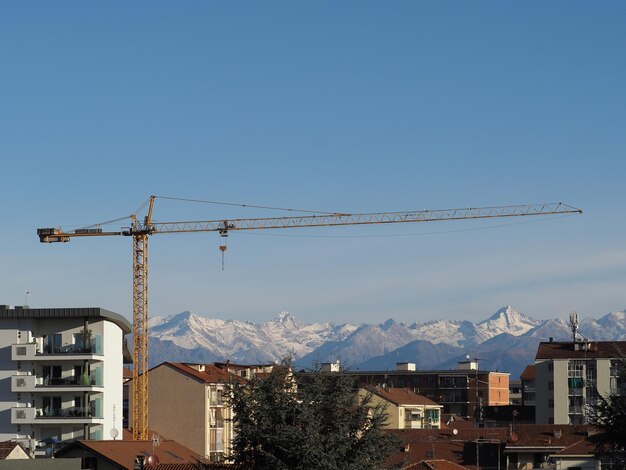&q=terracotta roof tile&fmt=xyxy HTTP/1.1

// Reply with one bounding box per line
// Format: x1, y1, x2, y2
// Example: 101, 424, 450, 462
368, 387, 441, 407
386, 428, 508, 469
56, 439, 203, 469
0, 441, 27, 459
418, 459, 470, 469
506, 424, 596, 448
519, 365, 535, 379
535, 341, 626, 360
163, 363, 243, 384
